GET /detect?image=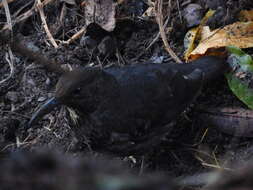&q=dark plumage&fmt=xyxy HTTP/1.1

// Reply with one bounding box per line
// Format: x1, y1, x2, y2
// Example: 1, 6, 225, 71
29, 56, 227, 155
